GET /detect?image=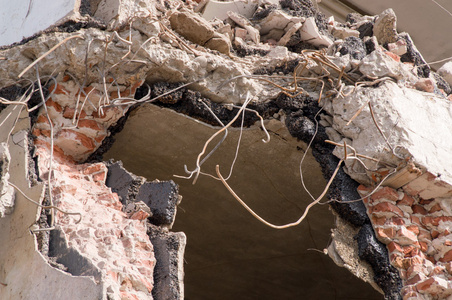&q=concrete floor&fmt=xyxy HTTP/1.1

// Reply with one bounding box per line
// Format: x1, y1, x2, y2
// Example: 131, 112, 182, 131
104, 104, 382, 299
